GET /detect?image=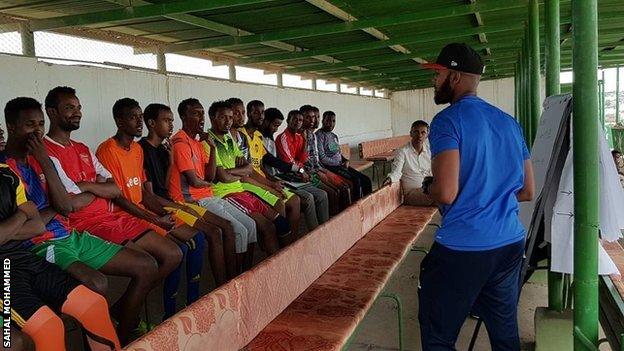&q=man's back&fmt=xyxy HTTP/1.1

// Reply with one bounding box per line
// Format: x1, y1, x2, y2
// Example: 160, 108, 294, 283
429, 95, 529, 251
